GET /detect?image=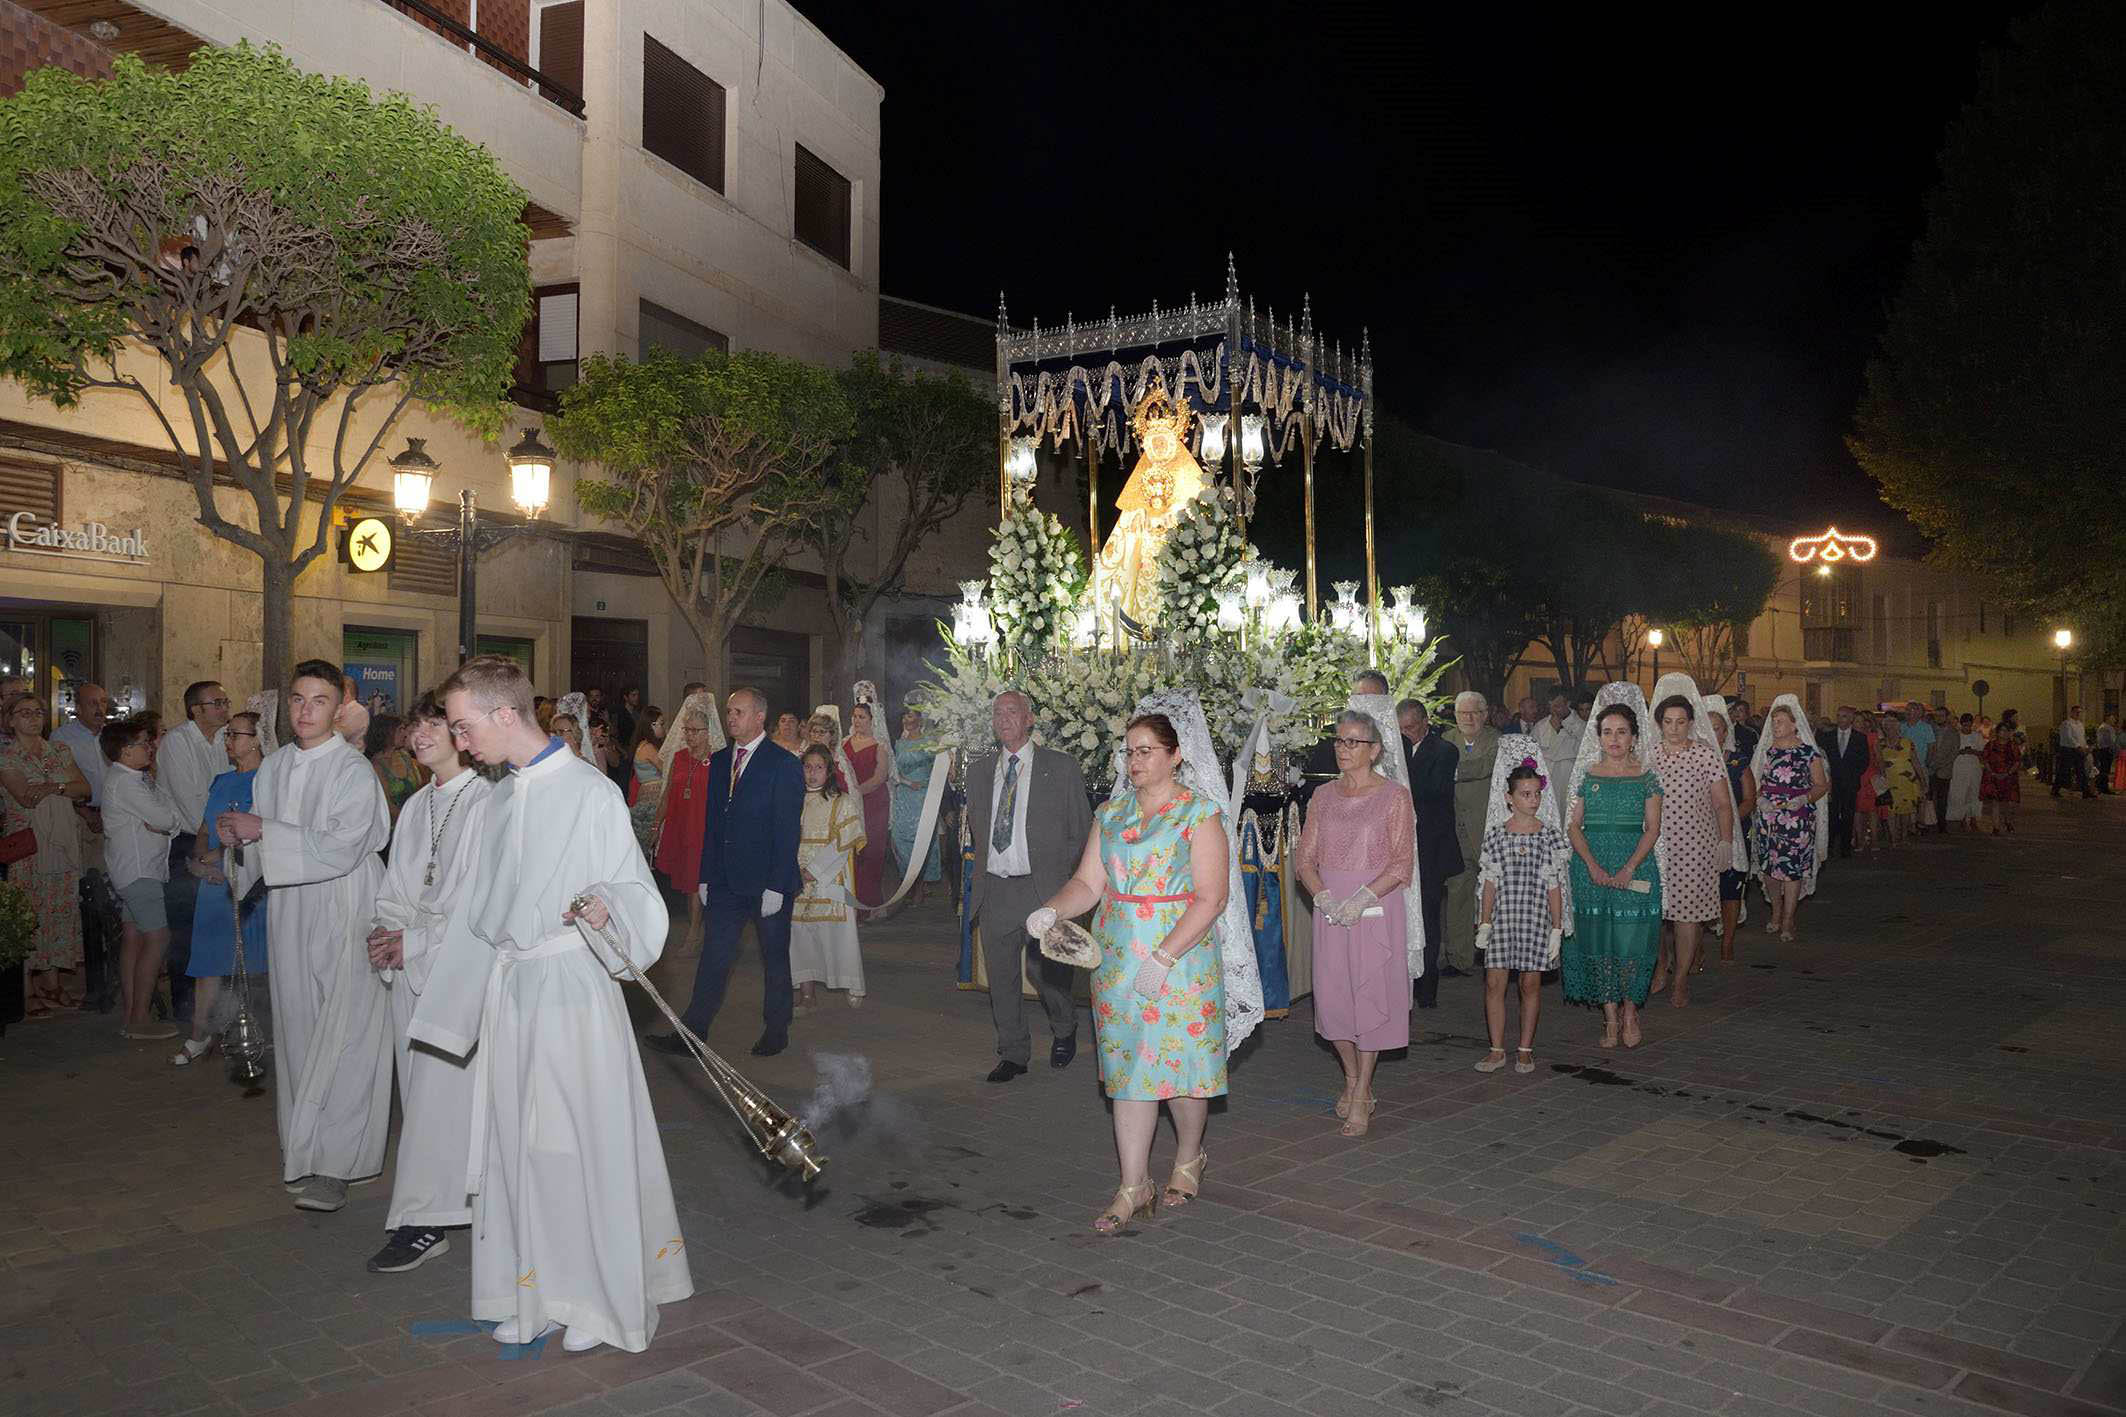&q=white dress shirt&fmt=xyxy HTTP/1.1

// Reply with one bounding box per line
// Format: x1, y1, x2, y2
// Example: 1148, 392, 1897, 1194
1837, 727, 1853, 756
985, 742, 1035, 878
102, 762, 181, 887
52, 718, 105, 808
729, 730, 766, 790
2059, 718, 2087, 751
158, 719, 227, 832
